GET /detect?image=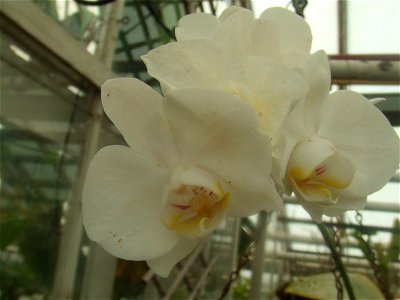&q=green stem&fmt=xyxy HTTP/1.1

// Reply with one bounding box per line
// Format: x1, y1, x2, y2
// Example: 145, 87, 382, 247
316, 222, 356, 300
